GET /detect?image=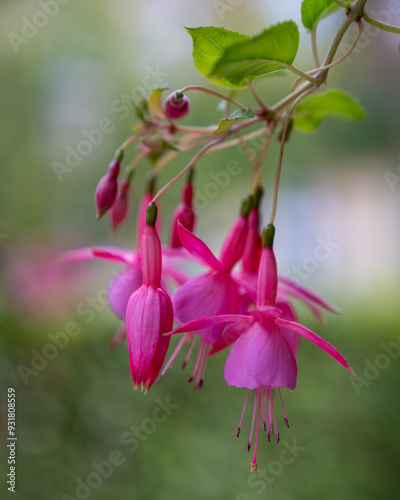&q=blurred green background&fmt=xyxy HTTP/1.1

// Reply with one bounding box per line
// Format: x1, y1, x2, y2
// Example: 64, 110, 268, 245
1, 1, 400, 499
